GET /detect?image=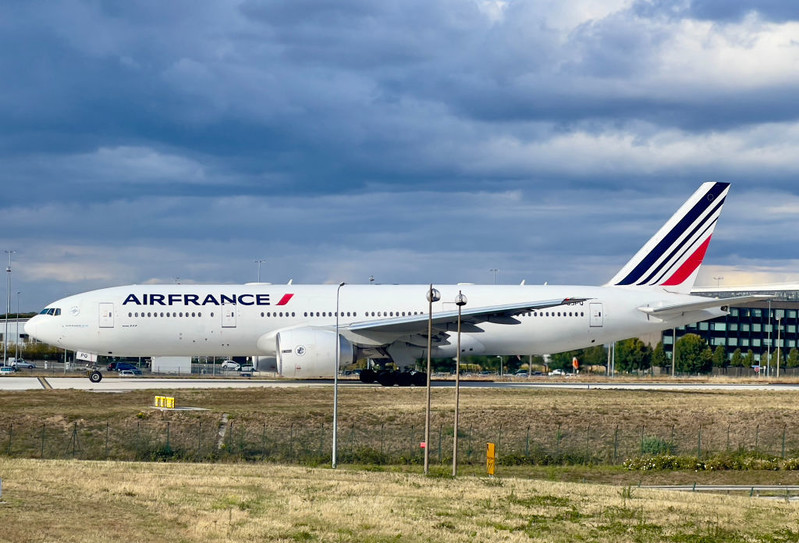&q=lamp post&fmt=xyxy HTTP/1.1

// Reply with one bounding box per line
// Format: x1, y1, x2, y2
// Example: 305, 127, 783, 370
423, 285, 440, 476
767, 300, 772, 377
776, 315, 782, 379
15, 292, 20, 361
490, 268, 499, 284
332, 282, 345, 469
3, 250, 15, 367
452, 290, 467, 477
254, 259, 266, 282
